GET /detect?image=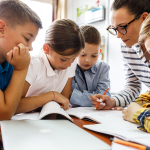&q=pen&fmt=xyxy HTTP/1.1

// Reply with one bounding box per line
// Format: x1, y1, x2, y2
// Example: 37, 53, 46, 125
113, 138, 150, 150
95, 87, 109, 109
